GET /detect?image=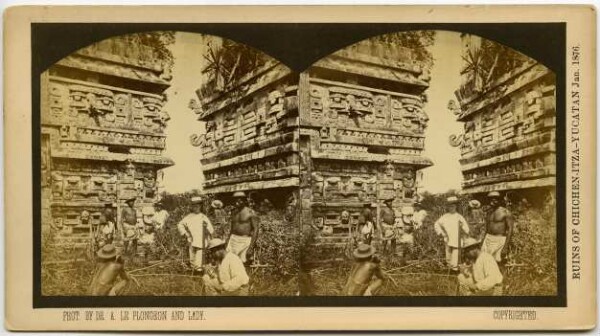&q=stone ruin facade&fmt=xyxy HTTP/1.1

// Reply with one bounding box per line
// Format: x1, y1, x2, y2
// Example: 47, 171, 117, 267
450, 36, 556, 204
192, 39, 432, 241
41, 35, 173, 245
